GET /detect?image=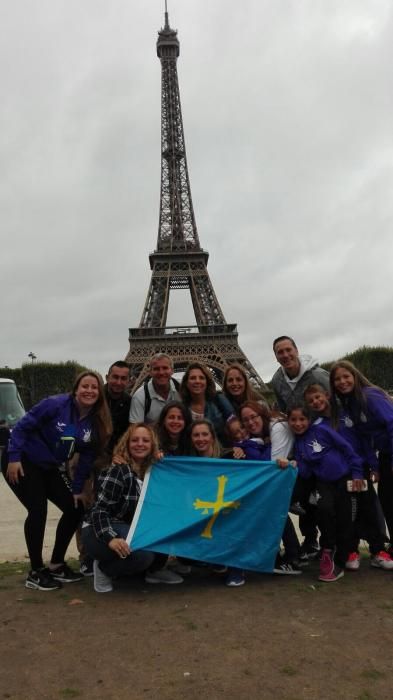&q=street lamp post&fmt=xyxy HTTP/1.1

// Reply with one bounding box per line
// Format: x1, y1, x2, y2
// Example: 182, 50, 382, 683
27, 352, 37, 404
